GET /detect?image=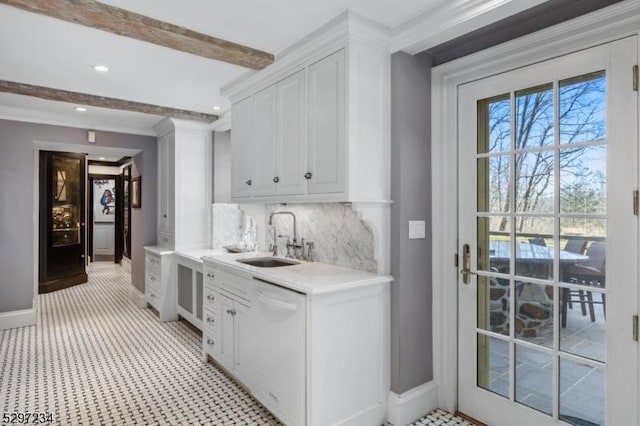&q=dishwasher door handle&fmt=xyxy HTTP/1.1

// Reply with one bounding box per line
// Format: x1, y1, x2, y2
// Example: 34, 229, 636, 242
256, 290, 298, 312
